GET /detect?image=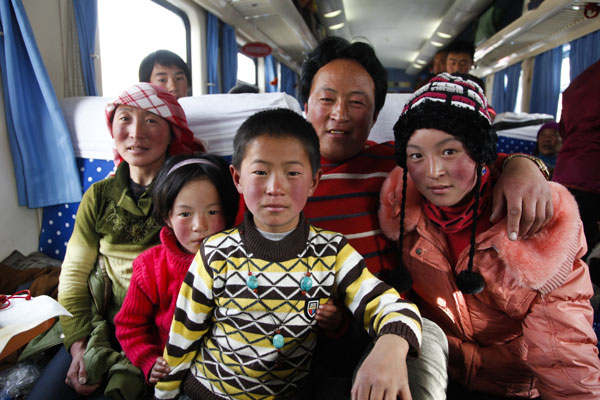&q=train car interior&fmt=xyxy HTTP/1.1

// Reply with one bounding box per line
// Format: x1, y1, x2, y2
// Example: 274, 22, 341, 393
0, 0, 599, 397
